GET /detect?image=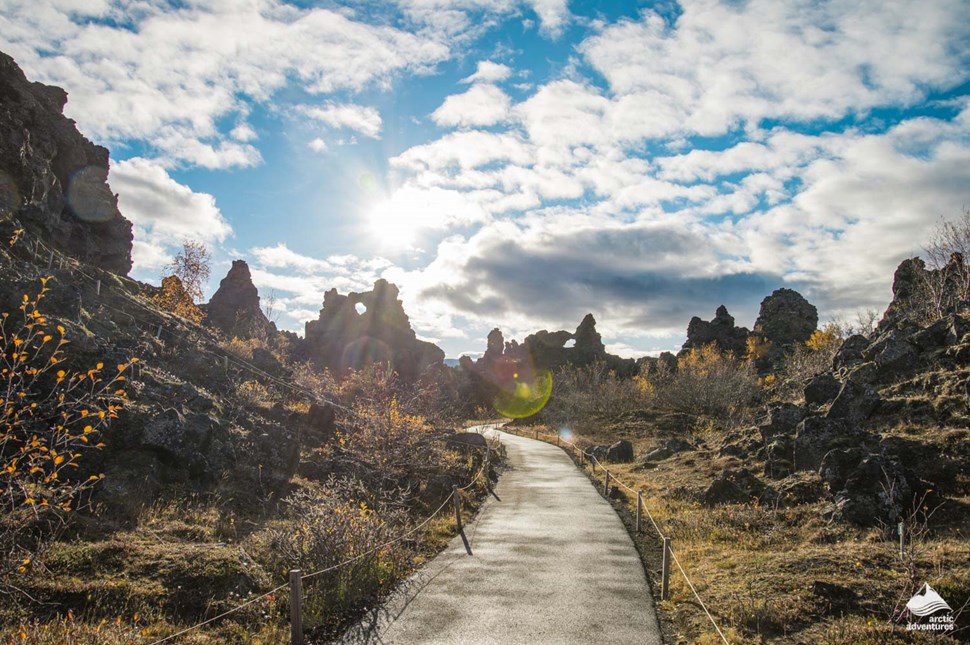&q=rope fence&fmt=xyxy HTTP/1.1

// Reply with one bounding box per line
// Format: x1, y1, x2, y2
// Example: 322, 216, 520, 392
502, 425, 731, 644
